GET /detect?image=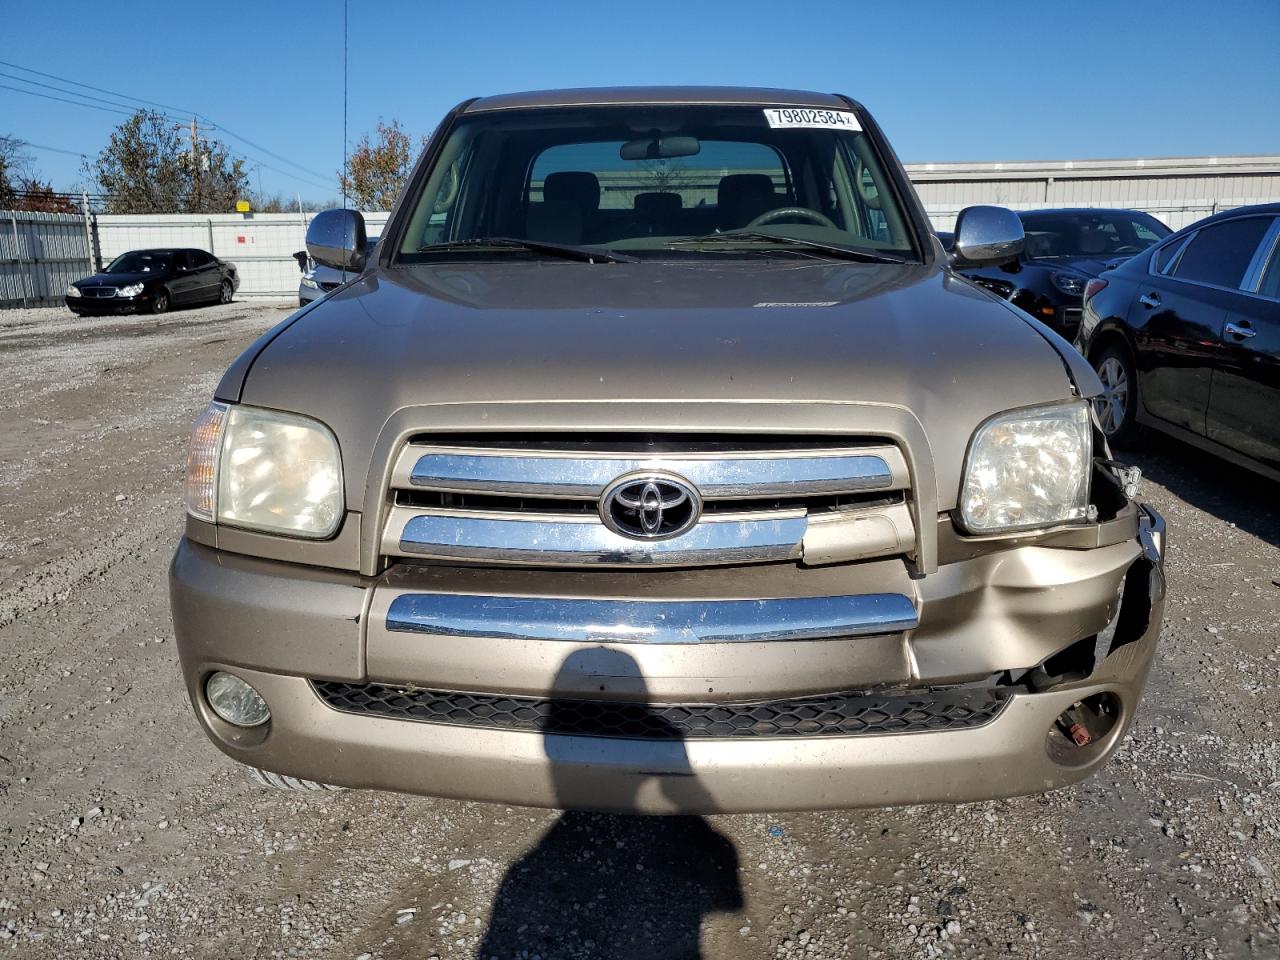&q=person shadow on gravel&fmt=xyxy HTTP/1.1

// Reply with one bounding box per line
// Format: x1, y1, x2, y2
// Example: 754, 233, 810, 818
476, 648, 744, 960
